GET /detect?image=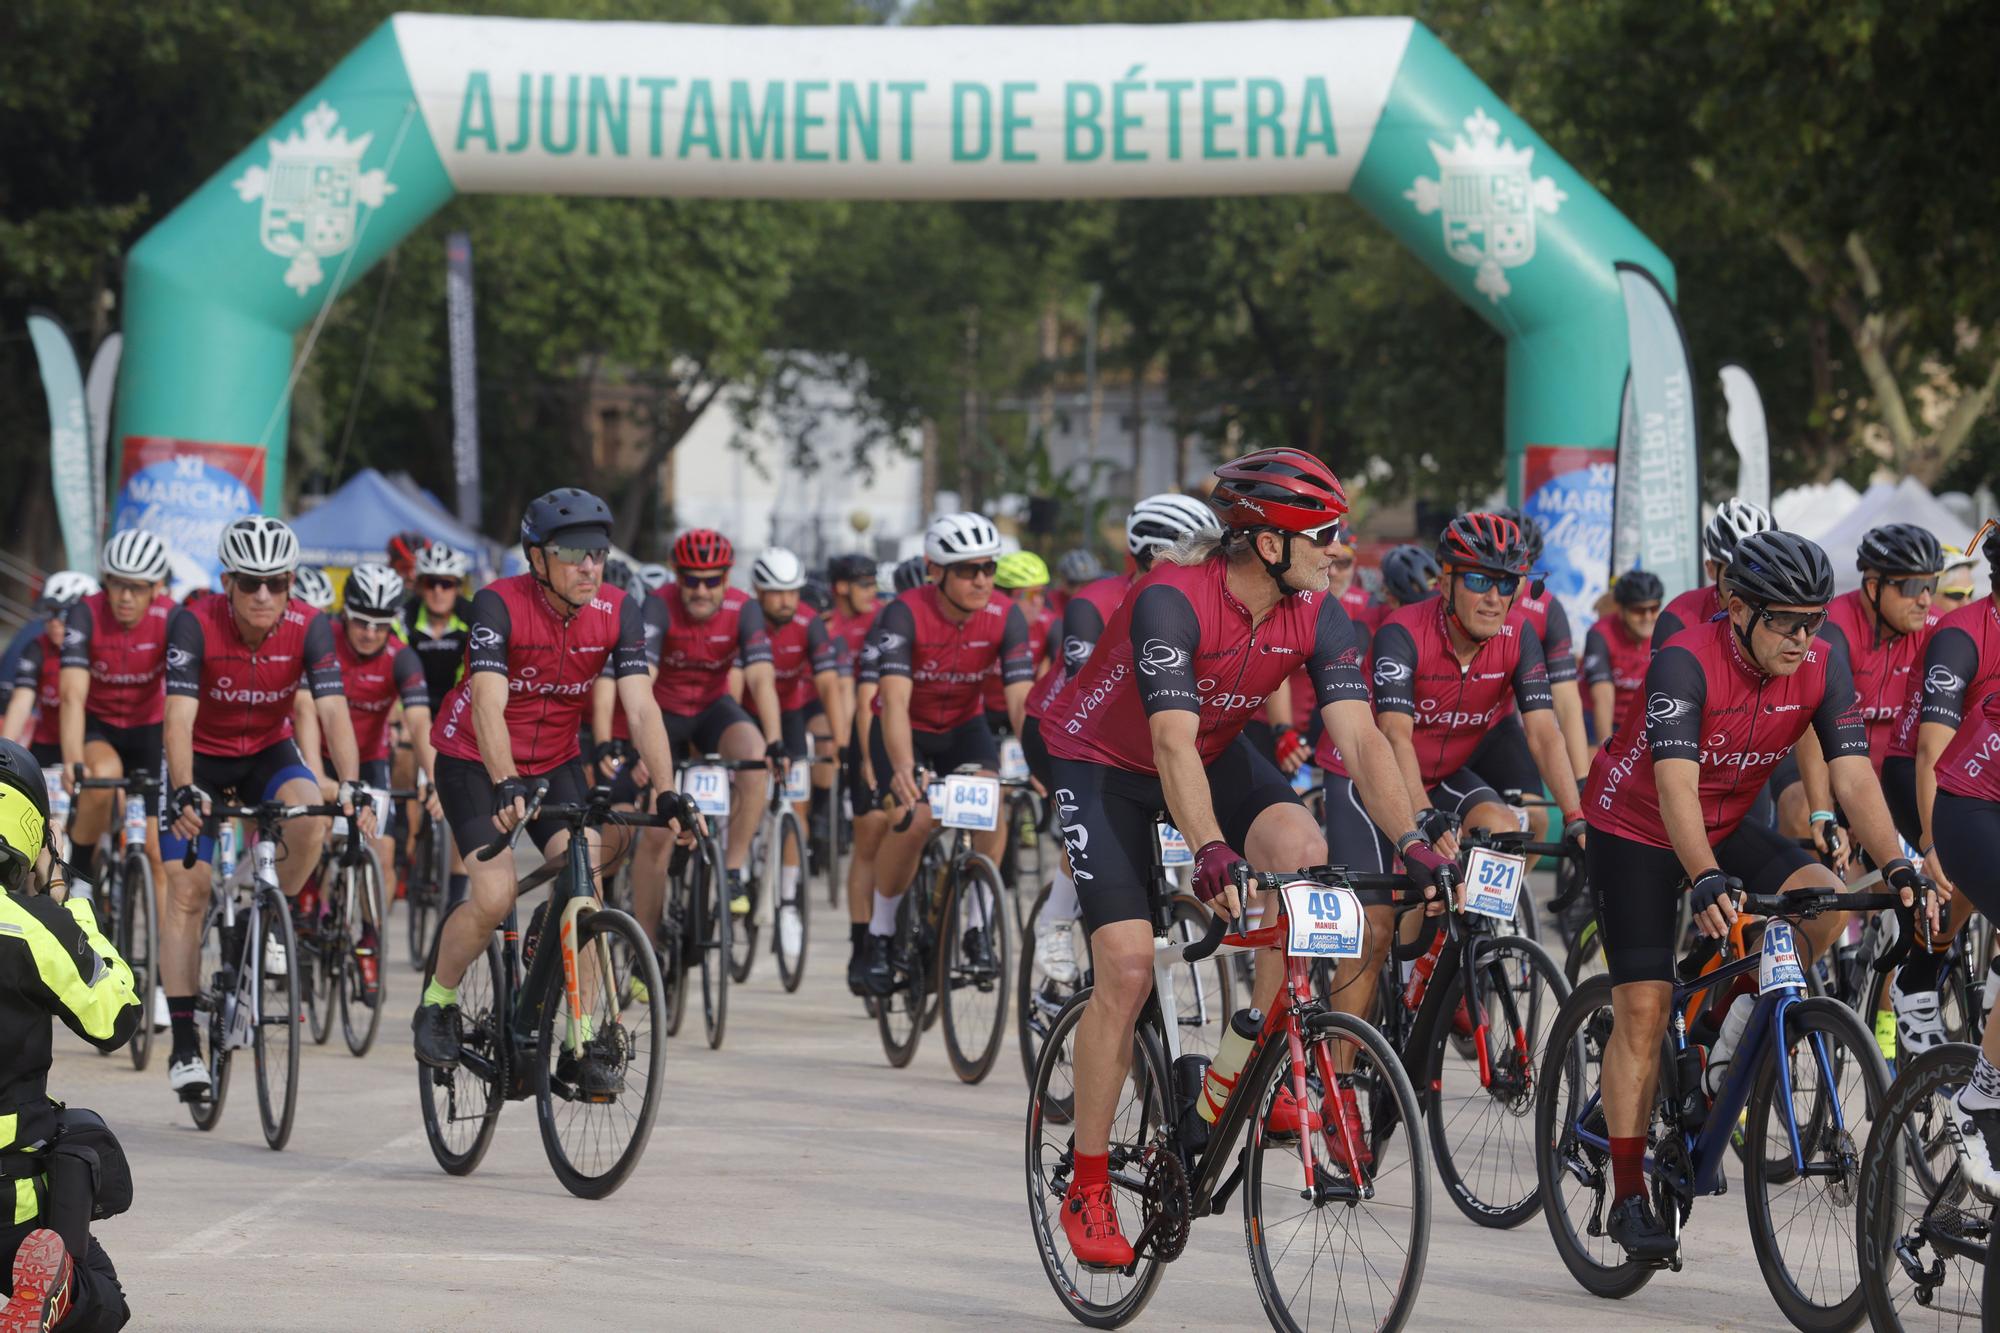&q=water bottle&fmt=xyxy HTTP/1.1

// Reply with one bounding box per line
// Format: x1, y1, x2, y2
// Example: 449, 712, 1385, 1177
1403, 930, 1447, 1011
124, 795, 148, 848
1675, 1038, 1709, 1129
1173, 1053, 1214, 1155
216, 821, 238, 885
1702, 994, 1756, 1098
1197, 1008, 1264, 1125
